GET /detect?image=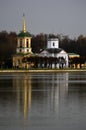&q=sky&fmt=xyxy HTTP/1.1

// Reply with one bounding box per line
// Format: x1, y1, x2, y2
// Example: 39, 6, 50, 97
0, 0, 86, 38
